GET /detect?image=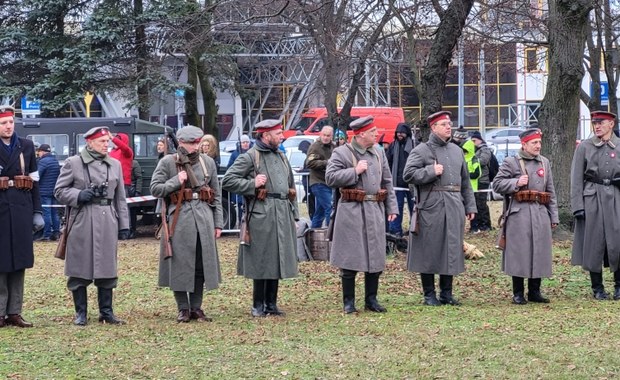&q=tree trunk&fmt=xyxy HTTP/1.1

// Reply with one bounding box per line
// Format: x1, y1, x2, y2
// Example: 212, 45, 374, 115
539, 0, 592, 226
134, 0, 149, 120
198, 62, 218, 137
418, 0, 474, 140
185, 55, 200, 128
